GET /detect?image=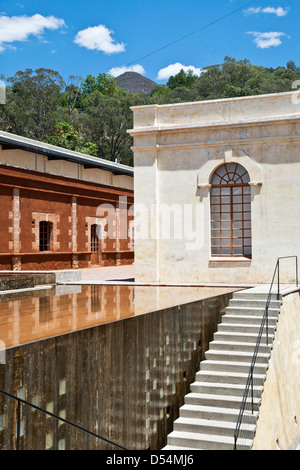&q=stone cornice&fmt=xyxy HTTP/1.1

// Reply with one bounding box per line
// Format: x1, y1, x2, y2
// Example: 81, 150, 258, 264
130, 90, 298, 112
128, 114, 300, 138
131, 133, 300, 152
